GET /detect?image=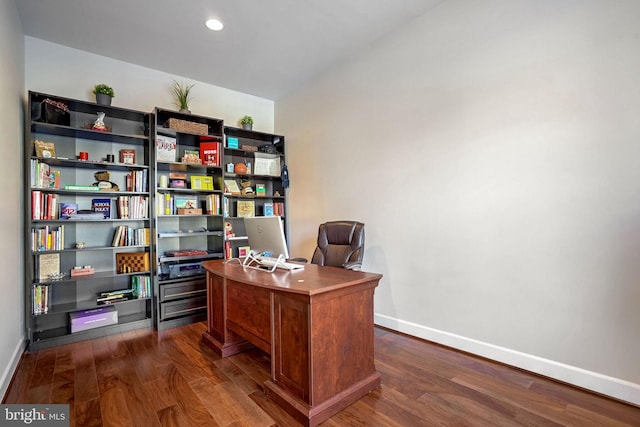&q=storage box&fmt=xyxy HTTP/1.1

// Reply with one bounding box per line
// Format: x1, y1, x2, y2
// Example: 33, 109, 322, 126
69, 306, 117, 333
166, 118, 208, 135
116, 251, 150, 273
36, 99, 70, 126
